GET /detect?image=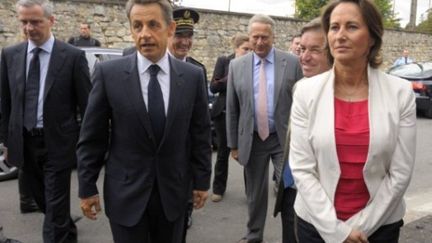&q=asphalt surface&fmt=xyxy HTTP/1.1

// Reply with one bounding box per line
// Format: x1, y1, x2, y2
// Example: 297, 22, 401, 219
0, 117, 431, 243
